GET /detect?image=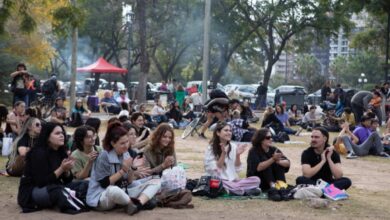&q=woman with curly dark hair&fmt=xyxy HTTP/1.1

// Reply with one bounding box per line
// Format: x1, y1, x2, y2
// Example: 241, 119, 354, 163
71, 126, 103, 180
204, 122, 260, 196
143, 123, 176, 176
